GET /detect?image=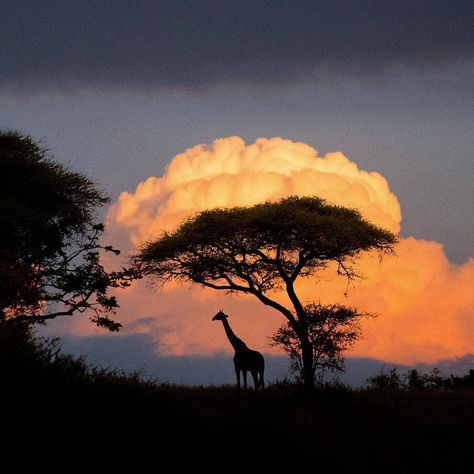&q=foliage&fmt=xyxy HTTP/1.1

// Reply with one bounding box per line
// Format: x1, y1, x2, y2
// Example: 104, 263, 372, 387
406, 368, 444, 389
366, 367, 474, 390
447, 370, 474, 389
0, 130, 133, 328
137, 196, 396, 290
271, 303, 367, 384
134, 196, 397, 389
2, 320, 473, 469
367, 367, 404, 389
0, 320, 155, 393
